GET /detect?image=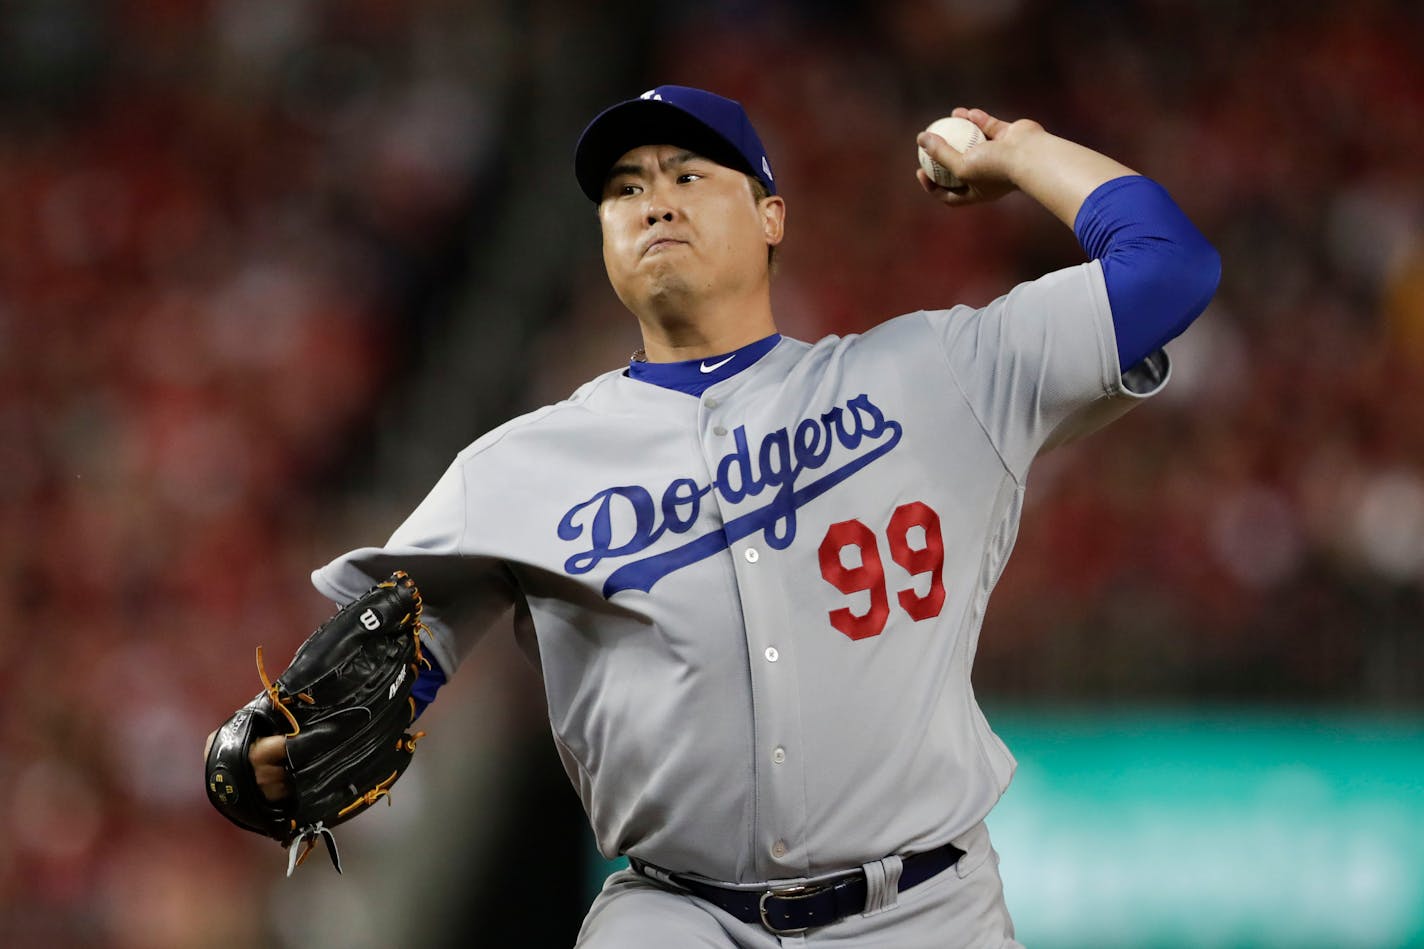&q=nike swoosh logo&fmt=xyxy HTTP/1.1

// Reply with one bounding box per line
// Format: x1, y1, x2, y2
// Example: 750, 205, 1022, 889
700, 355, 735, 374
